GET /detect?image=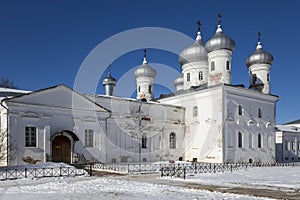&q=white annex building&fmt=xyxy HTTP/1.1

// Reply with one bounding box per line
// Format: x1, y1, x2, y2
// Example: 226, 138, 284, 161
0, 17, 279, 165
276, 119, 300, 162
